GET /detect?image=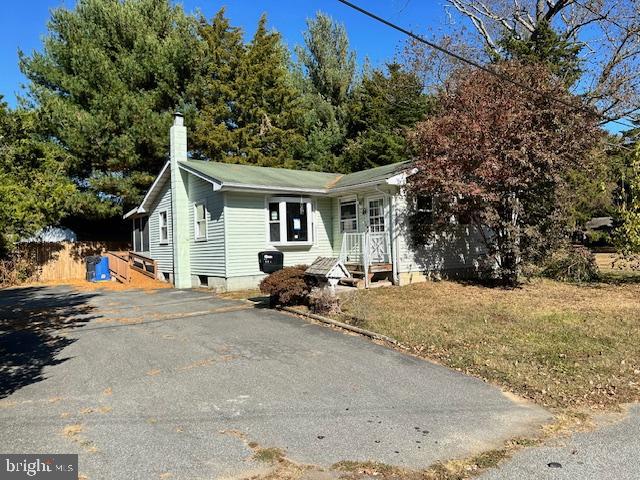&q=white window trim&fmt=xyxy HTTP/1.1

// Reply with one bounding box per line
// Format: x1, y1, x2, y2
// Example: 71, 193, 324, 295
266, 196, 315, 247
339, 196, 359, 233
194, 201, 208, 242
158, 210, 169, 244
415, 194, 434, 224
